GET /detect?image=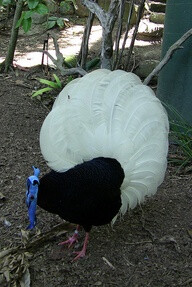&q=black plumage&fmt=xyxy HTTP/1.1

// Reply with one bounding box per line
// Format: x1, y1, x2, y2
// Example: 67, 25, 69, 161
37, 157, 124, 233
